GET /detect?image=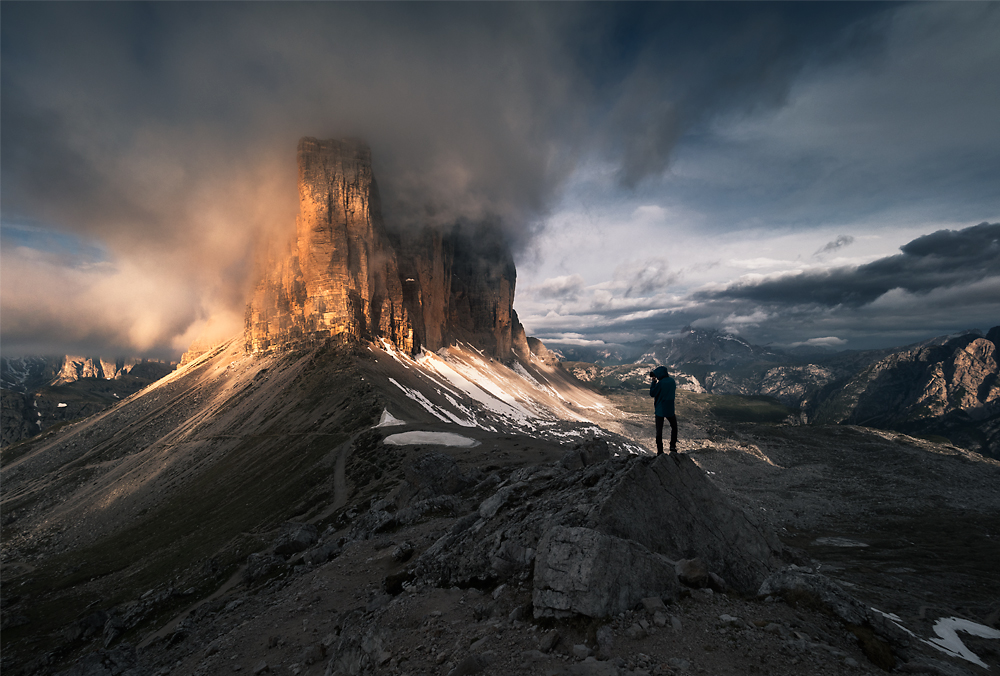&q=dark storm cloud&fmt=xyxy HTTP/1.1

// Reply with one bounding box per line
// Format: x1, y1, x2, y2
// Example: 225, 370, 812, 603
0, 1, 944, 356
703, 222, 1000, 308
719, 3, 999, 230
591, 3, 886, 188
